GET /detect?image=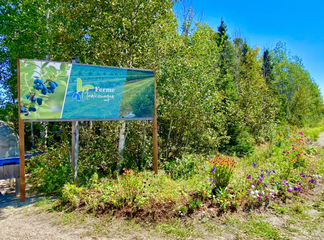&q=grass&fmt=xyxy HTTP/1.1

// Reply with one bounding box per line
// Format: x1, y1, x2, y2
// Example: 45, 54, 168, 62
301, 120, 324, 140
242, 217, 283, 239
